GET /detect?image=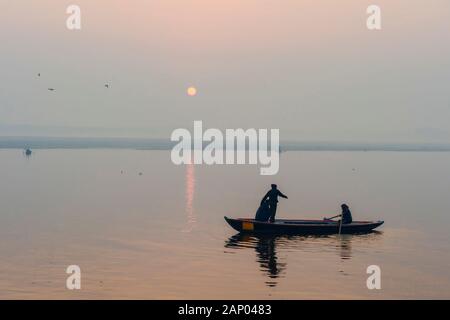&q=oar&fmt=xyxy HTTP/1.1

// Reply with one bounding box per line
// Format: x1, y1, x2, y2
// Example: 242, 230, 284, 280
324, 214, 341, 220
323, 214, 343, 234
